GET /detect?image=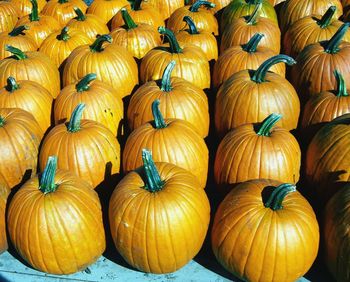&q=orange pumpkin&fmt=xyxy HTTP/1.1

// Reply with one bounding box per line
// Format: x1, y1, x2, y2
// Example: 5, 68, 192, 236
0, 177, 9, 254
145, 0, 184, 21
127, 60, 209, 137
109, 149, 210, 273
0, 1, 20, 33
86, 0, 129, 26
7, 156, 106, 274
0, 77, 53, 134
0, 108, 43, 189
39, 104, 121, 189
10, 0, 46, 17
123, 99, 208, 188
212, 179, 319, 282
